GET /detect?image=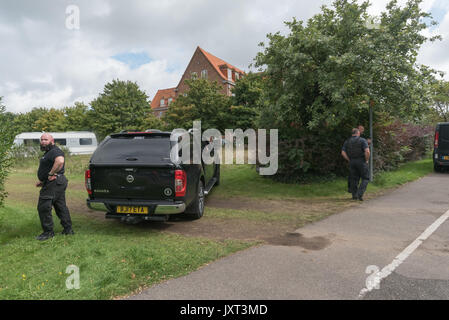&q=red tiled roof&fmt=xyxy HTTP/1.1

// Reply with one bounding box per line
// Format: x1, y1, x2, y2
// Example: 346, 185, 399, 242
150, 87, 176, 109
198, 47, 245, 80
